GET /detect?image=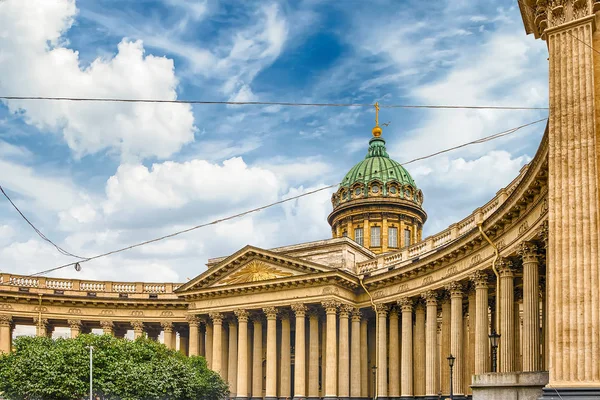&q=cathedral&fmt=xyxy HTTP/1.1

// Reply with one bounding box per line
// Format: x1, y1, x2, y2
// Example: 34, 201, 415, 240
2, 1, 600, 399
